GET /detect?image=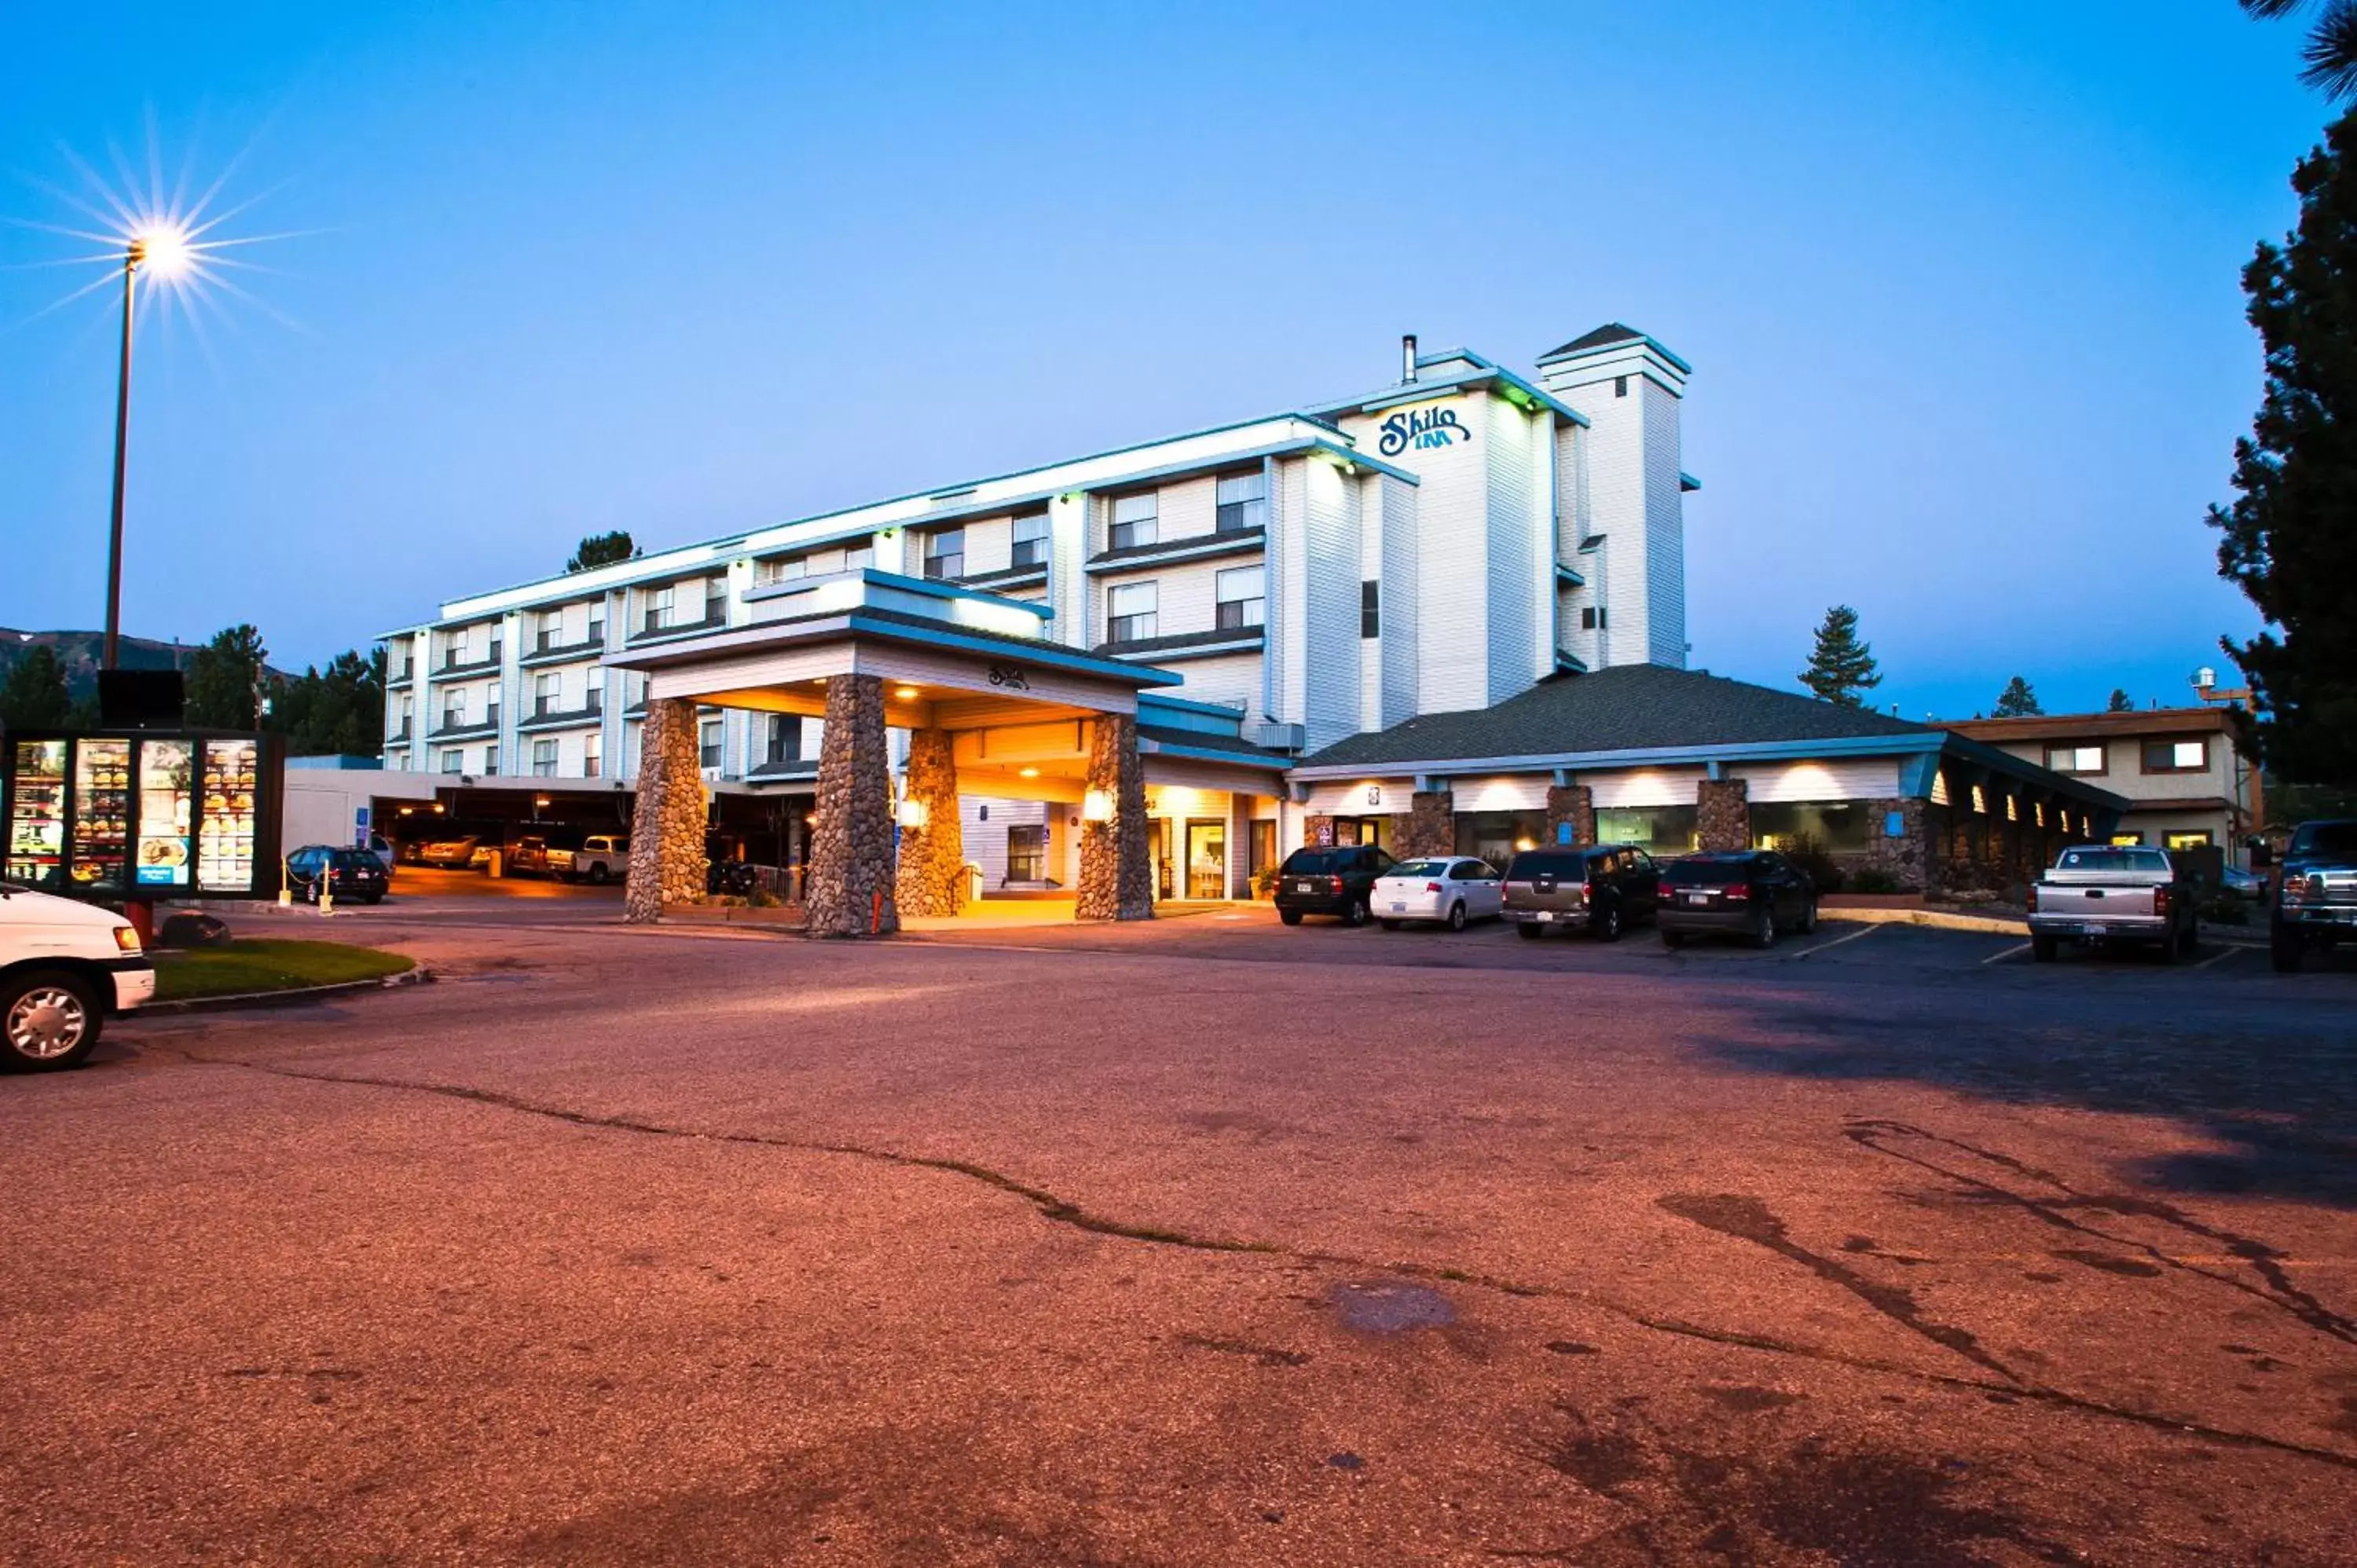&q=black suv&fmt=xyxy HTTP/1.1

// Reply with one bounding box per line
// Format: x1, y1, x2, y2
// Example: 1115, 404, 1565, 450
1501, 844, 1662, 940
284, 844, 390, 905
1274, 844, 1395, 926
1657, 851, 1816, 949
2271, 819, 2357, 973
